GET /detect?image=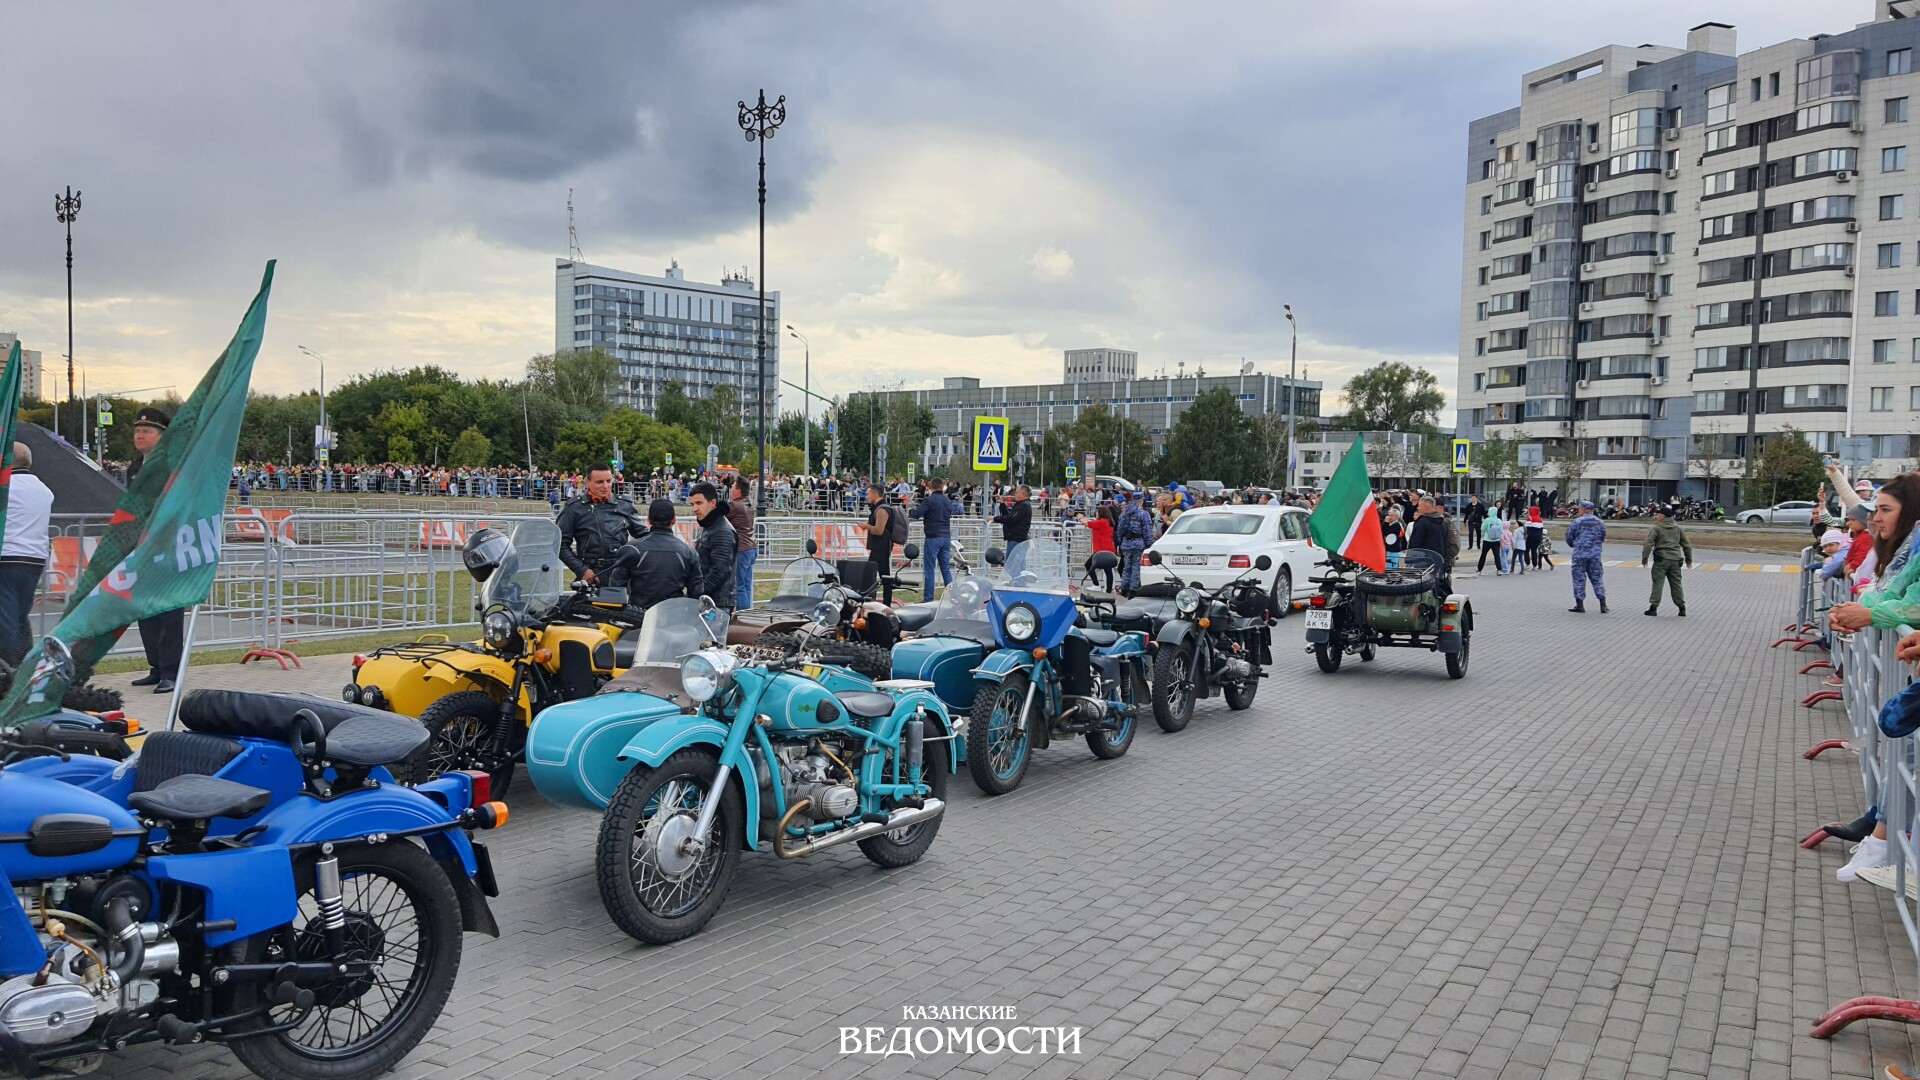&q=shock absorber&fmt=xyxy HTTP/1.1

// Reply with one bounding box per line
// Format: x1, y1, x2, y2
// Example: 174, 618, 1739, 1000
904, 711, 925, 784
314, 845, 348, 955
